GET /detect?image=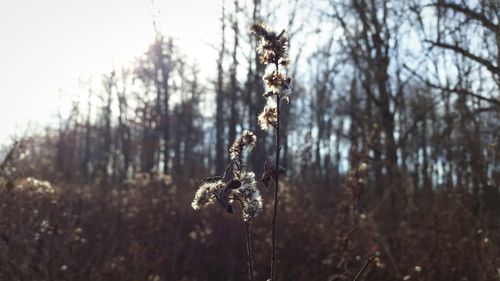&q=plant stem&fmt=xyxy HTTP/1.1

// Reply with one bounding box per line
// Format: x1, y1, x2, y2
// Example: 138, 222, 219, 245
271, 61, 281, 281
244, 222, 254, 281
352, 256, 374, 281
